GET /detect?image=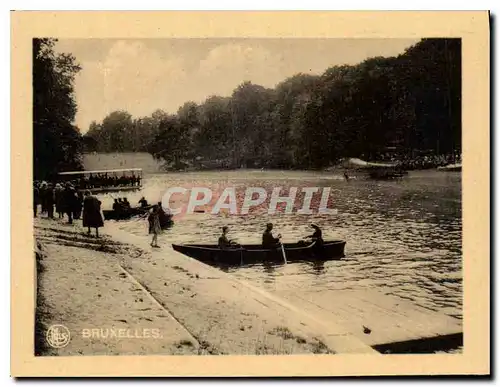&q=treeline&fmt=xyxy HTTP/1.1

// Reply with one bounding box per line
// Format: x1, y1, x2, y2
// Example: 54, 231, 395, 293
33, 38, 83, 180
85, 38, 461, 170
81, 38, 461, 172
